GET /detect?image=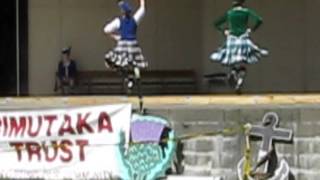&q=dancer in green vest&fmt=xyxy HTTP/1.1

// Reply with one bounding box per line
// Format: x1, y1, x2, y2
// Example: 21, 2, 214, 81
211, 0, 268, 92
